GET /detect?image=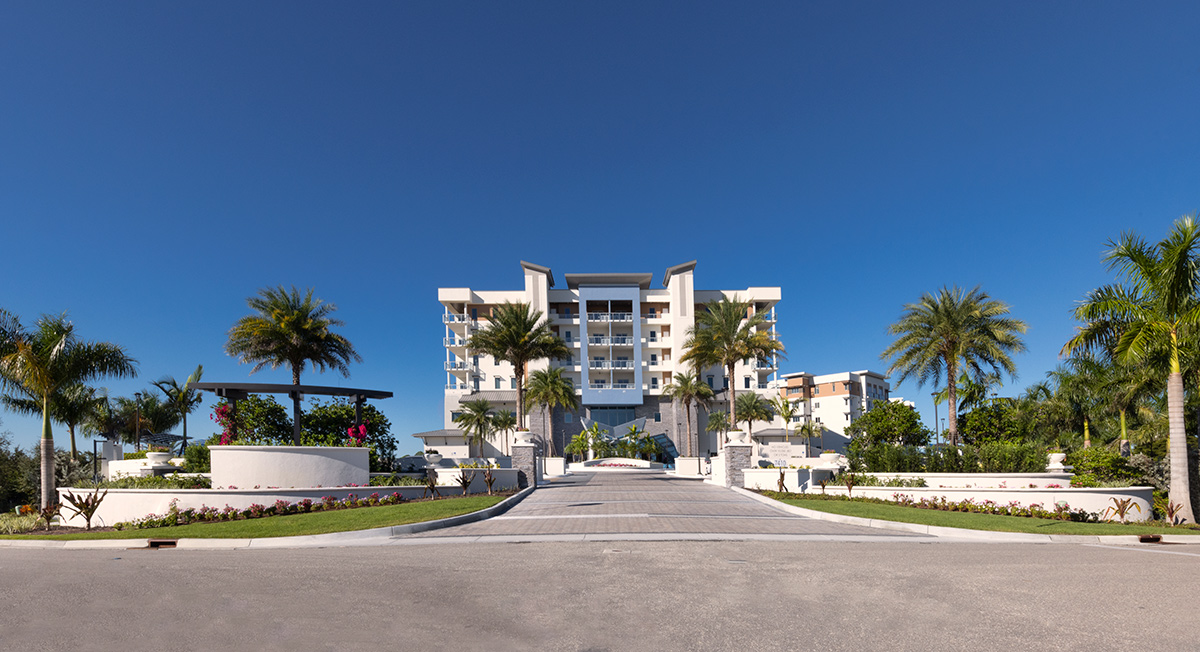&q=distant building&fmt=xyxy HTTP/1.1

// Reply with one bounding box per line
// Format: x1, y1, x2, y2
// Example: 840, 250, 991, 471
414, 261, 782, 457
